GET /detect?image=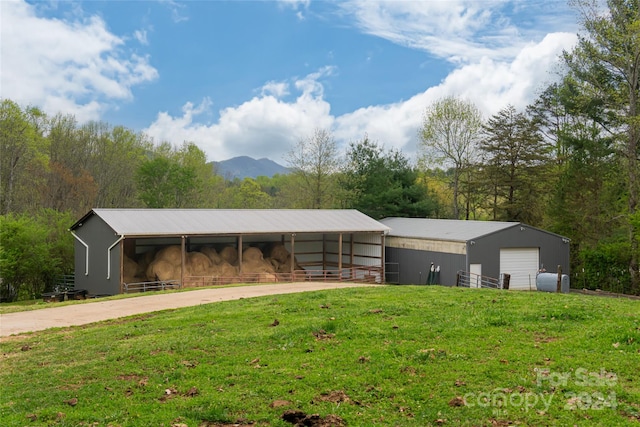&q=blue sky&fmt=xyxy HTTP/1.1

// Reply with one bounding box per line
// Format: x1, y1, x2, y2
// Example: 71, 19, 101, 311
2, 0, 579, 164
